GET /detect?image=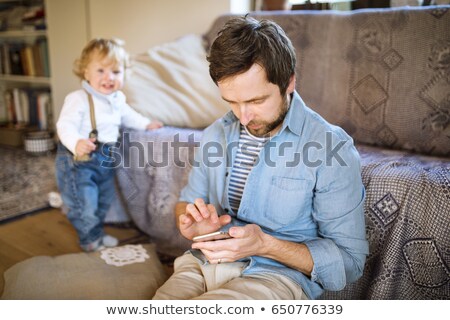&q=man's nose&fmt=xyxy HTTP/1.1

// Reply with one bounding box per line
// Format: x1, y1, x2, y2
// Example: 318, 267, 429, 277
239, 104, 253, 125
